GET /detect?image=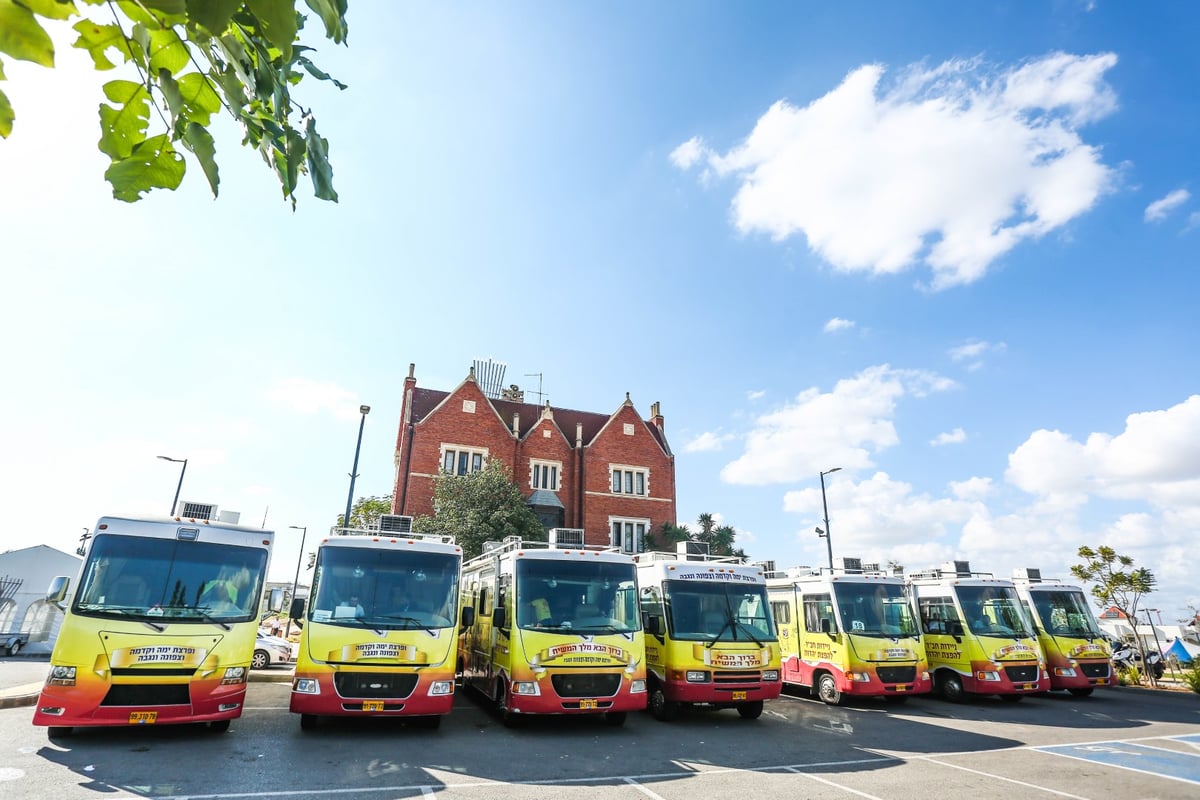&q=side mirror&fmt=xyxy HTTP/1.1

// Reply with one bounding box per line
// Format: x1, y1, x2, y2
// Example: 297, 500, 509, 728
460, 606, 475, 628
646, 615, 662, 636
492, 607, 507, 628
267, 588, 284, 614
821, 618, 833, 635
948, 620, 963, 637
46, 576, 70, 606
289, 597, 306, 619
